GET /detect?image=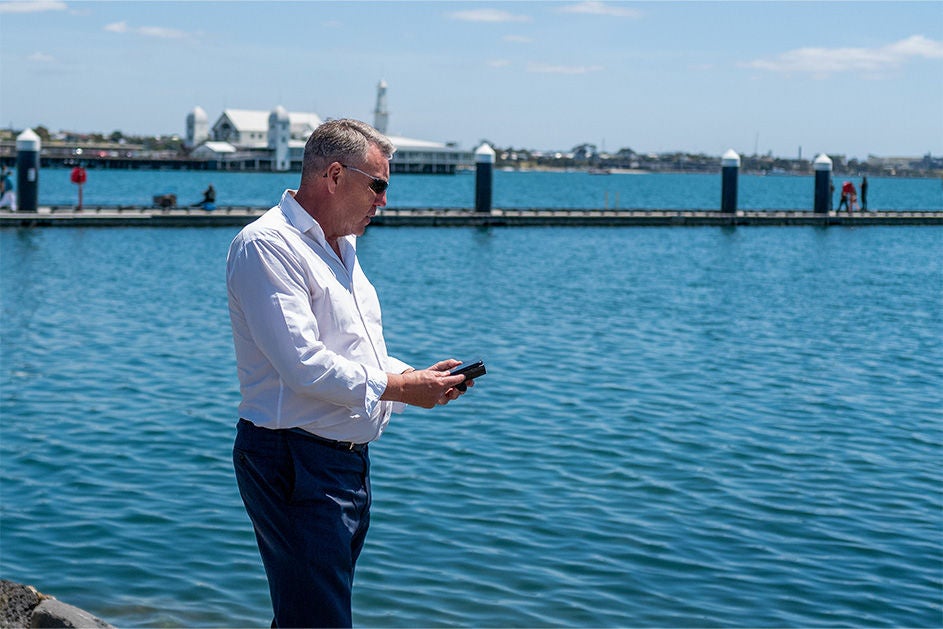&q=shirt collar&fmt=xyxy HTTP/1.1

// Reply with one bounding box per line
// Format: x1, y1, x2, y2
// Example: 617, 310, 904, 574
279, 189, 320, 237
278, 188, 357, 263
